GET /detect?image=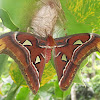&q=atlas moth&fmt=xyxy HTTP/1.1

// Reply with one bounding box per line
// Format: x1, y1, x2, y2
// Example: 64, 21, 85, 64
0, 32, 100, 94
